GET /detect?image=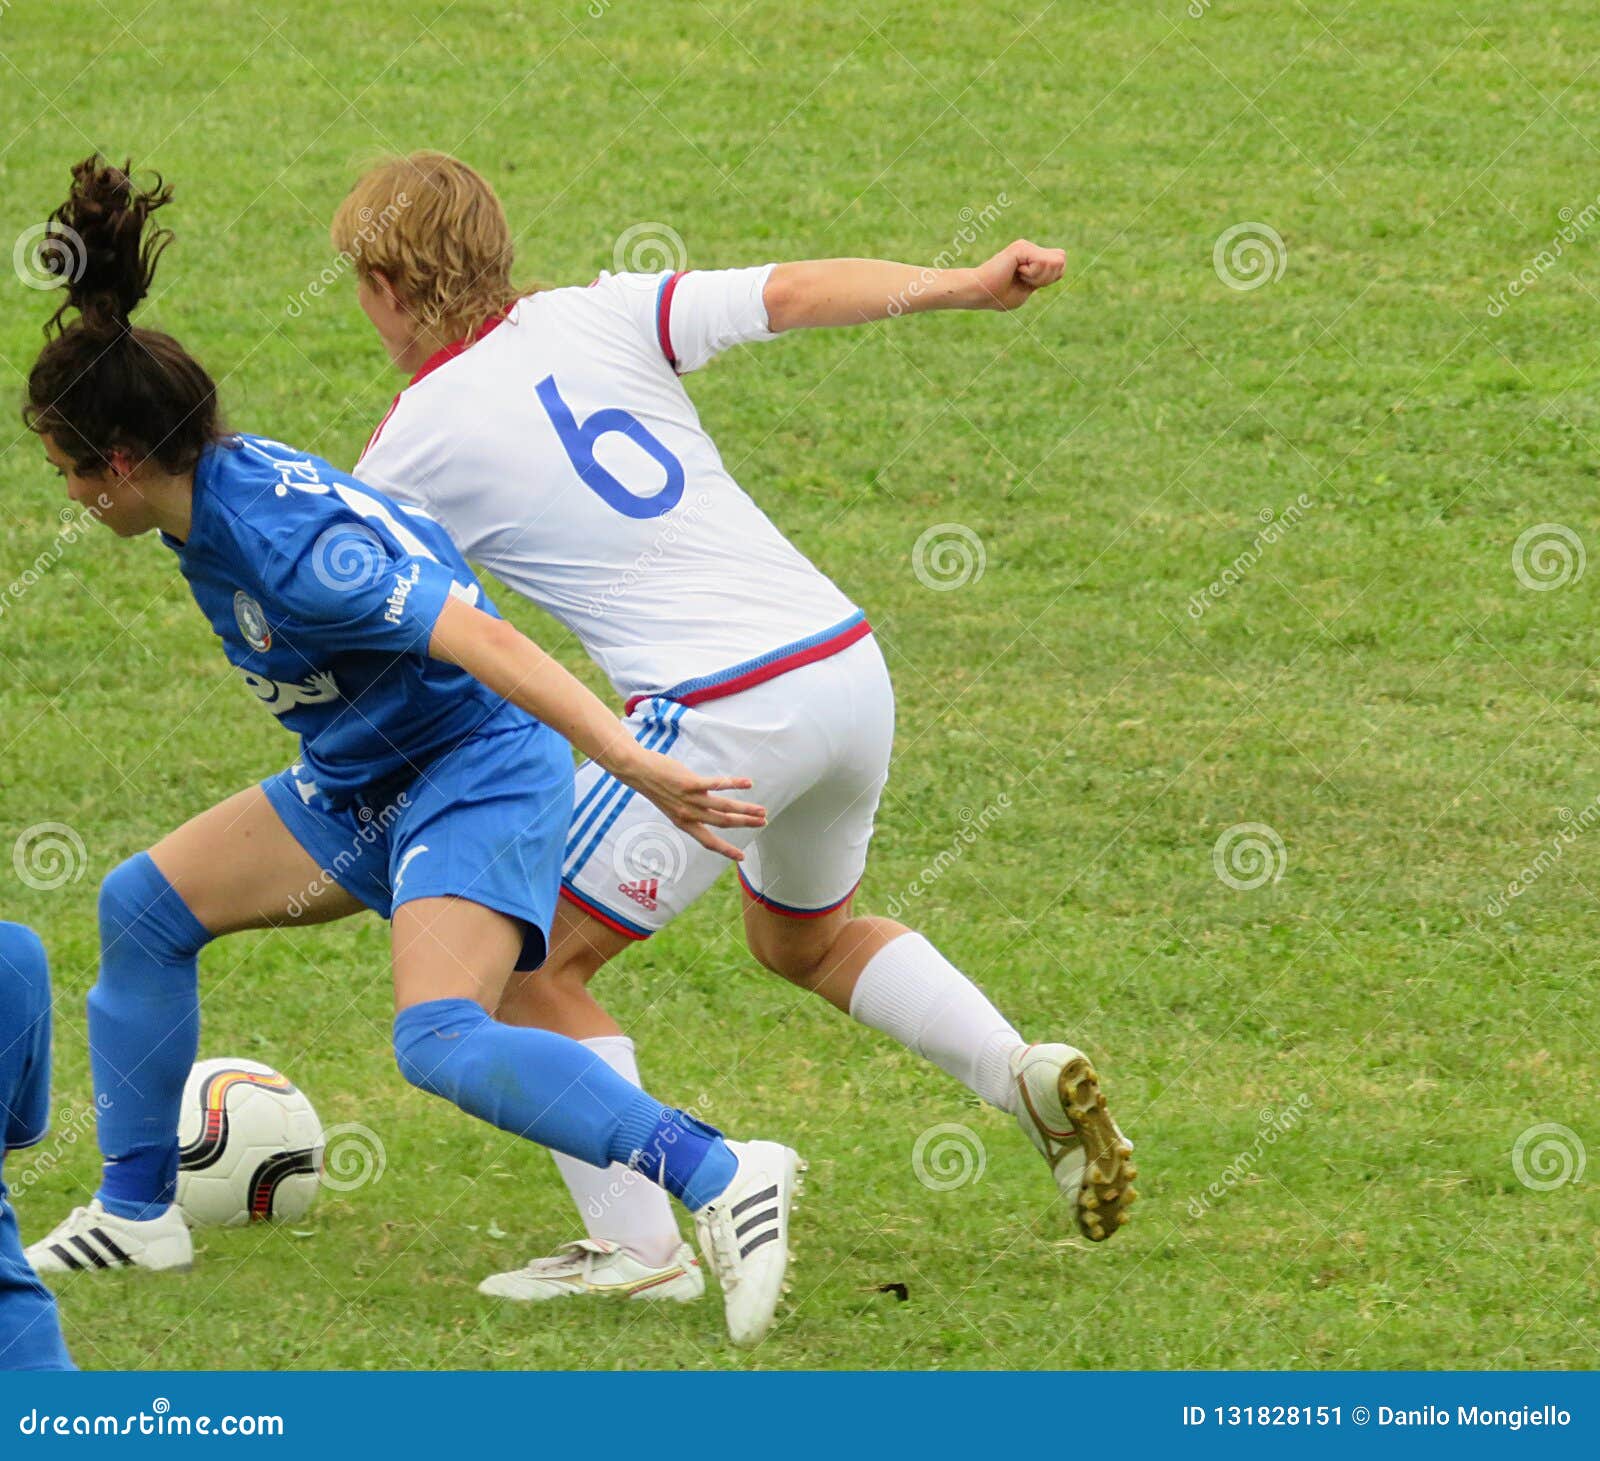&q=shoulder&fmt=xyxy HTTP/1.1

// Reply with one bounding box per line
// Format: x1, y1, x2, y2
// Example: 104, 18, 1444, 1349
199, 437, 359, 586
